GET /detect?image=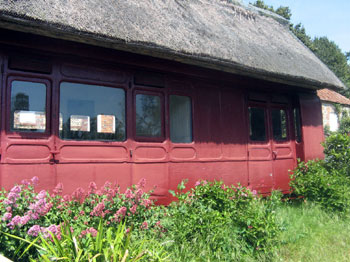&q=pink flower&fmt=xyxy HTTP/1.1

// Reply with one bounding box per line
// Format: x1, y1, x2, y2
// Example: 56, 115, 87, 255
88, 227, 98, 237
130, 205, 137, 214
137, 178, 146, 189
88, 182, 97, 195
79, 210, 85, 215
194, 181, 201, 187
126, 227, 131, 233
10, 185, 21, 194
28, 225, 41, 237
53, 183, 63, 195
141, 199, 152, 207
91, 202, 105, 217
6, 206, 11, 212
116, 206, 127, 217
63, 195, 71, 202
135, 189, 143, 202
125, 189, 134, 199
2, 212, 12, 221
72, 187, 85, 202
36, 190, 47, 200
141, 221, 148, 230
21, 179, 31, 186
11, 215, 21, 225
31, 176, 39, 186
20, 215, 31, 226
252, 190, 257, 196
